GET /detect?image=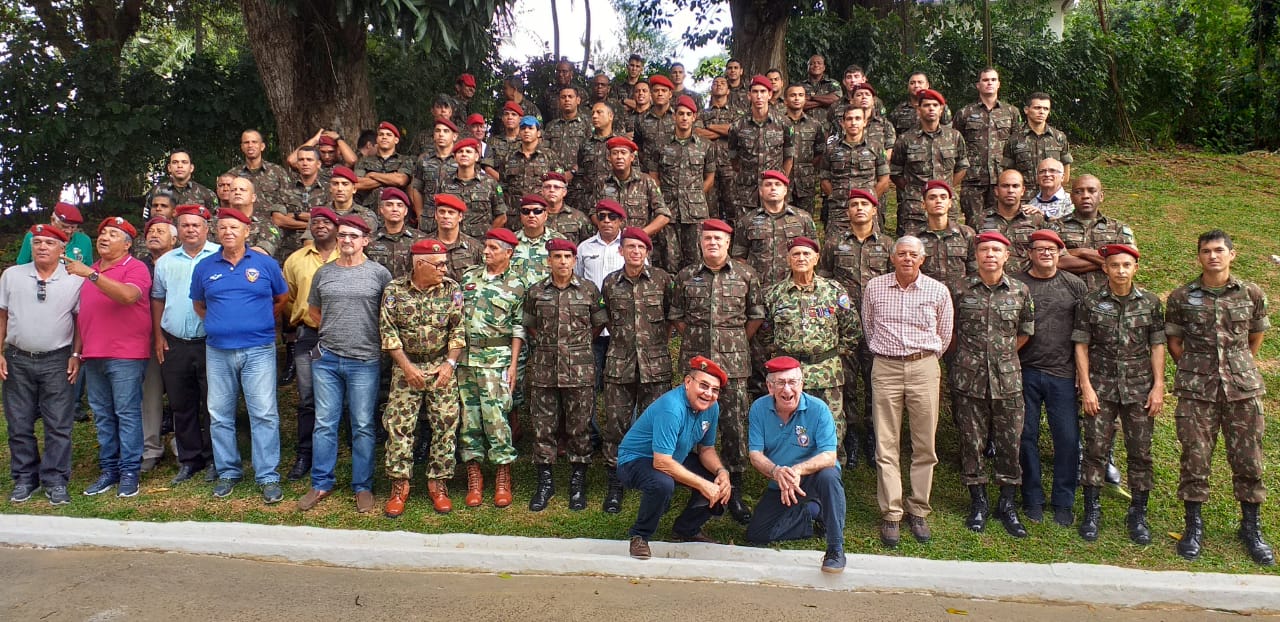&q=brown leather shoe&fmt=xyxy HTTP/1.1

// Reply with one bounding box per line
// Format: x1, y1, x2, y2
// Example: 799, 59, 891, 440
297, 488, 331, 511
385, 480, 410, 518
427, 479, 452, 514
907, 514, 932, 543
494, 464, 513, 508
672, 531, 720, 544
629, 536, 651, 560
880, 519, 901, 548
465, 462, 484, 507
355, 490, 376, 513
